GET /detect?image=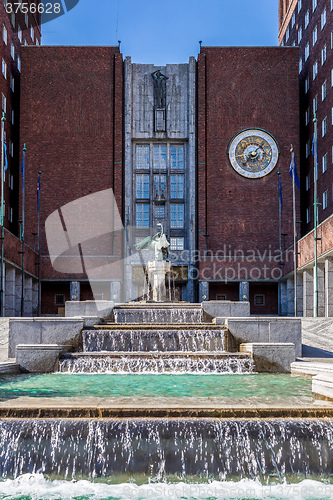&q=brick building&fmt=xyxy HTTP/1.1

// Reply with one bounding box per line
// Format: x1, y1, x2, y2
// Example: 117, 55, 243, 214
279, 0, 333, 316
0, 1, 40, 316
